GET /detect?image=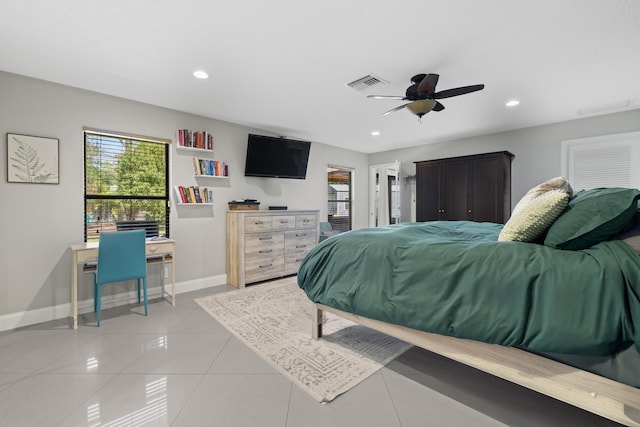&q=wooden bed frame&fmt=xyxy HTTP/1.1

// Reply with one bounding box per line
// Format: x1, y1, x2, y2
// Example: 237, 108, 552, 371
312, 303, 640, 427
